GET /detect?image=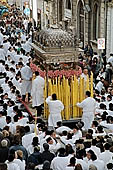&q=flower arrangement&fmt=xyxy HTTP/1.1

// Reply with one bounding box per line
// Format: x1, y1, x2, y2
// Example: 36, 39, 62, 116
30, 62, 82, 78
